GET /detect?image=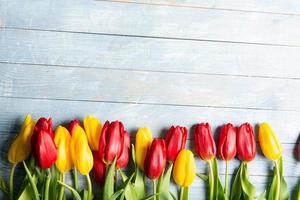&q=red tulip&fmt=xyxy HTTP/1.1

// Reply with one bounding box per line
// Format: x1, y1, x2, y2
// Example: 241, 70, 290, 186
93, 151, 106, 185
32, 117, 57, 169
237, 123, 256, 162
194, 123, 216, 160
68, 119, 81, 135
218, 123, 237, 161
116, 131, 130, 169
144, 139, 166, 180
165, 126, 187, 162
98, 121, 127, 165
297, 139, 300, 160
